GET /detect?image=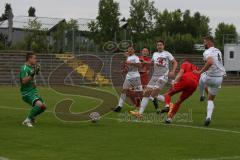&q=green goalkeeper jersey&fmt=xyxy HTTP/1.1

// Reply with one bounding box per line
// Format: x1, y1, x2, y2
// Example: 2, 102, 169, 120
19, 64, 37, 96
